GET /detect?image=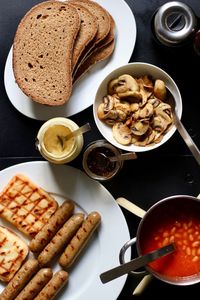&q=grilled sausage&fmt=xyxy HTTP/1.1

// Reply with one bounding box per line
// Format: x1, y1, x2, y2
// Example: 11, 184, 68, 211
38, 213, 84, 266
15, 268, 53, 300
29, 200, 74, 253
0, 259, 39, 300
59, 211, 101, 268
34, 270, 69, 300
